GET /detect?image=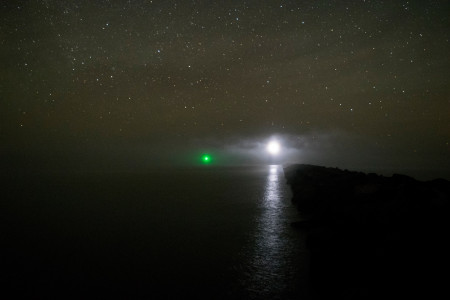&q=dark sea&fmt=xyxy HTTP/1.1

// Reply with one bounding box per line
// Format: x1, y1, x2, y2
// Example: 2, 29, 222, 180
3, 165, 309, 299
